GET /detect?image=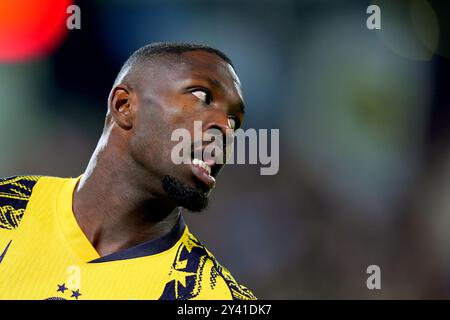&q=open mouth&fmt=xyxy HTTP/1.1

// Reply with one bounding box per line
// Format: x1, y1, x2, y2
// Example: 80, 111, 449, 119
189, 149, 222, 189
192, 158, 212, 175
